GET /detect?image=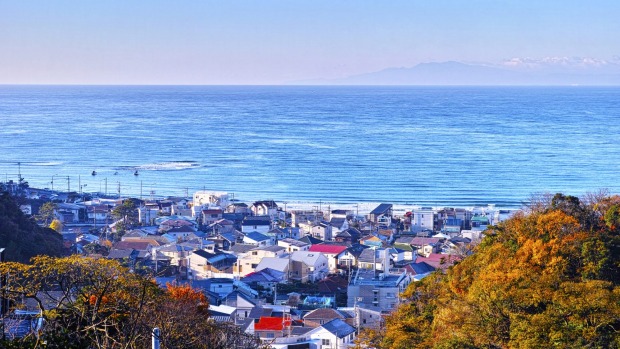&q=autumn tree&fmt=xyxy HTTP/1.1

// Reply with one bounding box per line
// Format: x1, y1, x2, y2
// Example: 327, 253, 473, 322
49, 219, 63, 233
0, 256, 263, 349
375, 193, 620, 349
